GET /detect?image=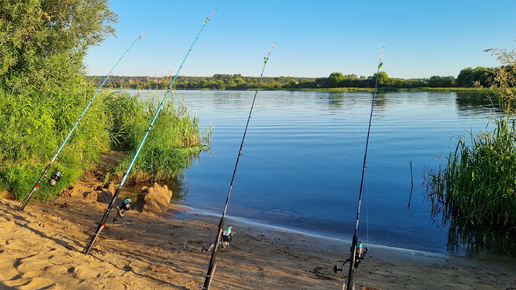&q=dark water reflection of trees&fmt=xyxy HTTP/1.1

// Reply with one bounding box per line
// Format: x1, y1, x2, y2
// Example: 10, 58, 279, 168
446, 220, 516, 257
326, 91, 498, 114
455, 91, 501, 113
